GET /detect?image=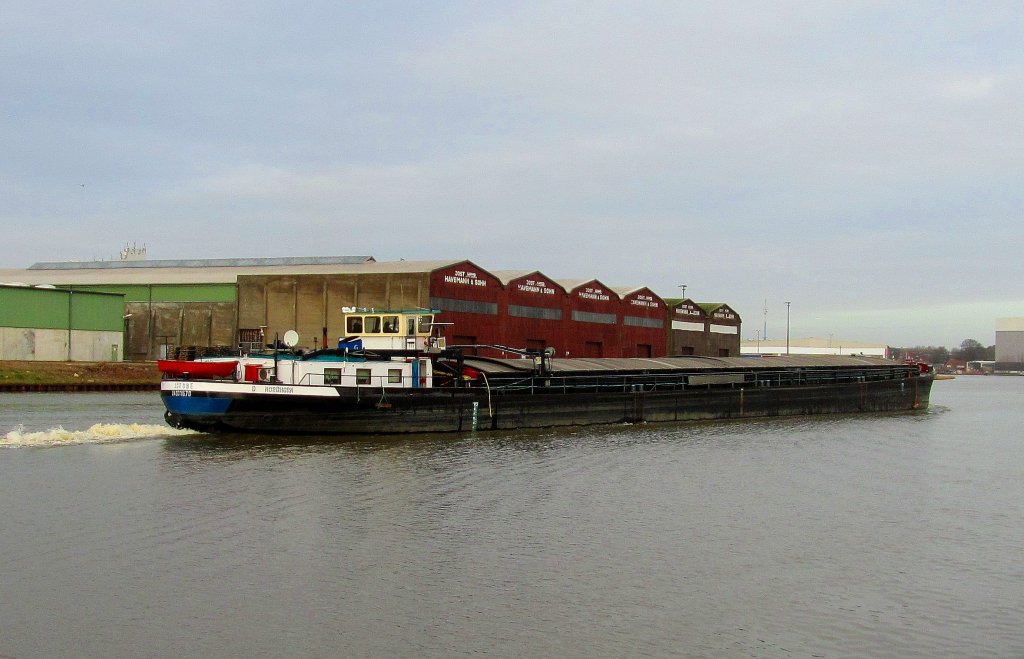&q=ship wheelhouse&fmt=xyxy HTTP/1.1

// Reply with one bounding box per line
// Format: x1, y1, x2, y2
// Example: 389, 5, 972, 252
341, 309, 440, 351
